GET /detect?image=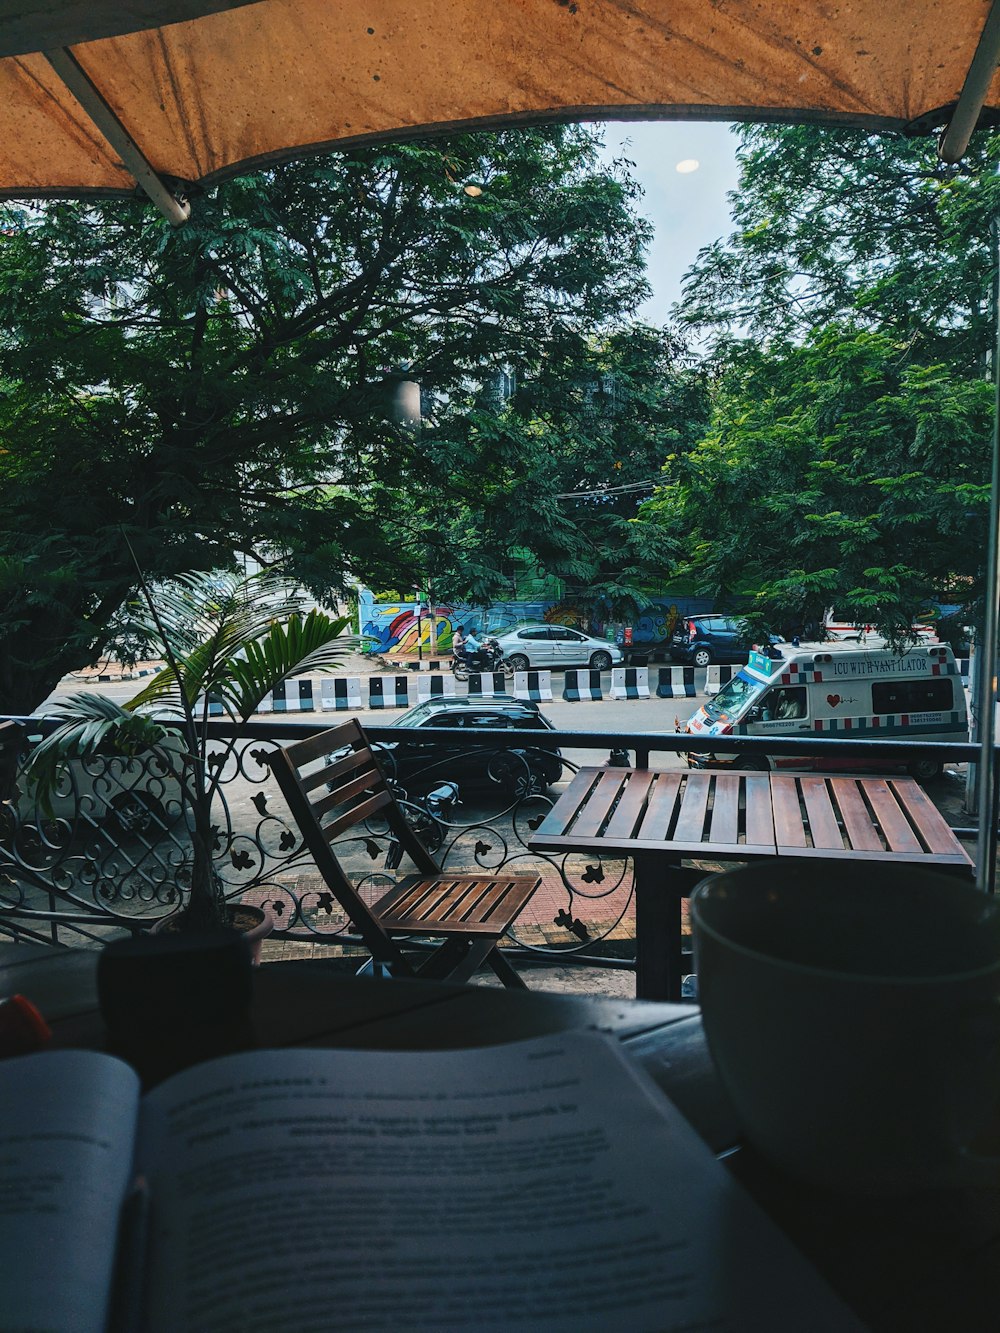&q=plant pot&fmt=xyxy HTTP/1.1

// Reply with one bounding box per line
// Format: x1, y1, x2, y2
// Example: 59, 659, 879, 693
151, 903, 275, 965
232, 904, 276, 965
